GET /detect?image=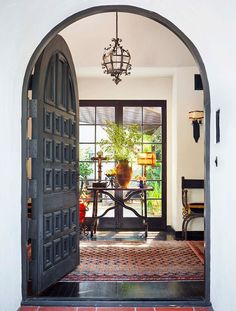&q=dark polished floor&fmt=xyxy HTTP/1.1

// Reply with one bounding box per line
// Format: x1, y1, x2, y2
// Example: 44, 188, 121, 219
38, 231, 205, 301
40, 280, 204, 300
88, 230, 176, 241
